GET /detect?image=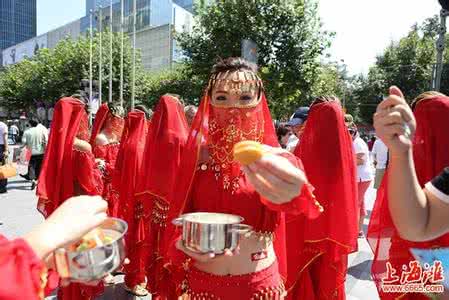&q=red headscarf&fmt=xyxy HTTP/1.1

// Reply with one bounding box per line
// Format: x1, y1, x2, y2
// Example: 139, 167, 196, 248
89, 103, 125, 146
113, 110, 148, 230
134, 95, 189, 240
294, 100, 358, 260
37, 98, 88, 217
368, 96, 449, 298
89, 103, 109, 146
